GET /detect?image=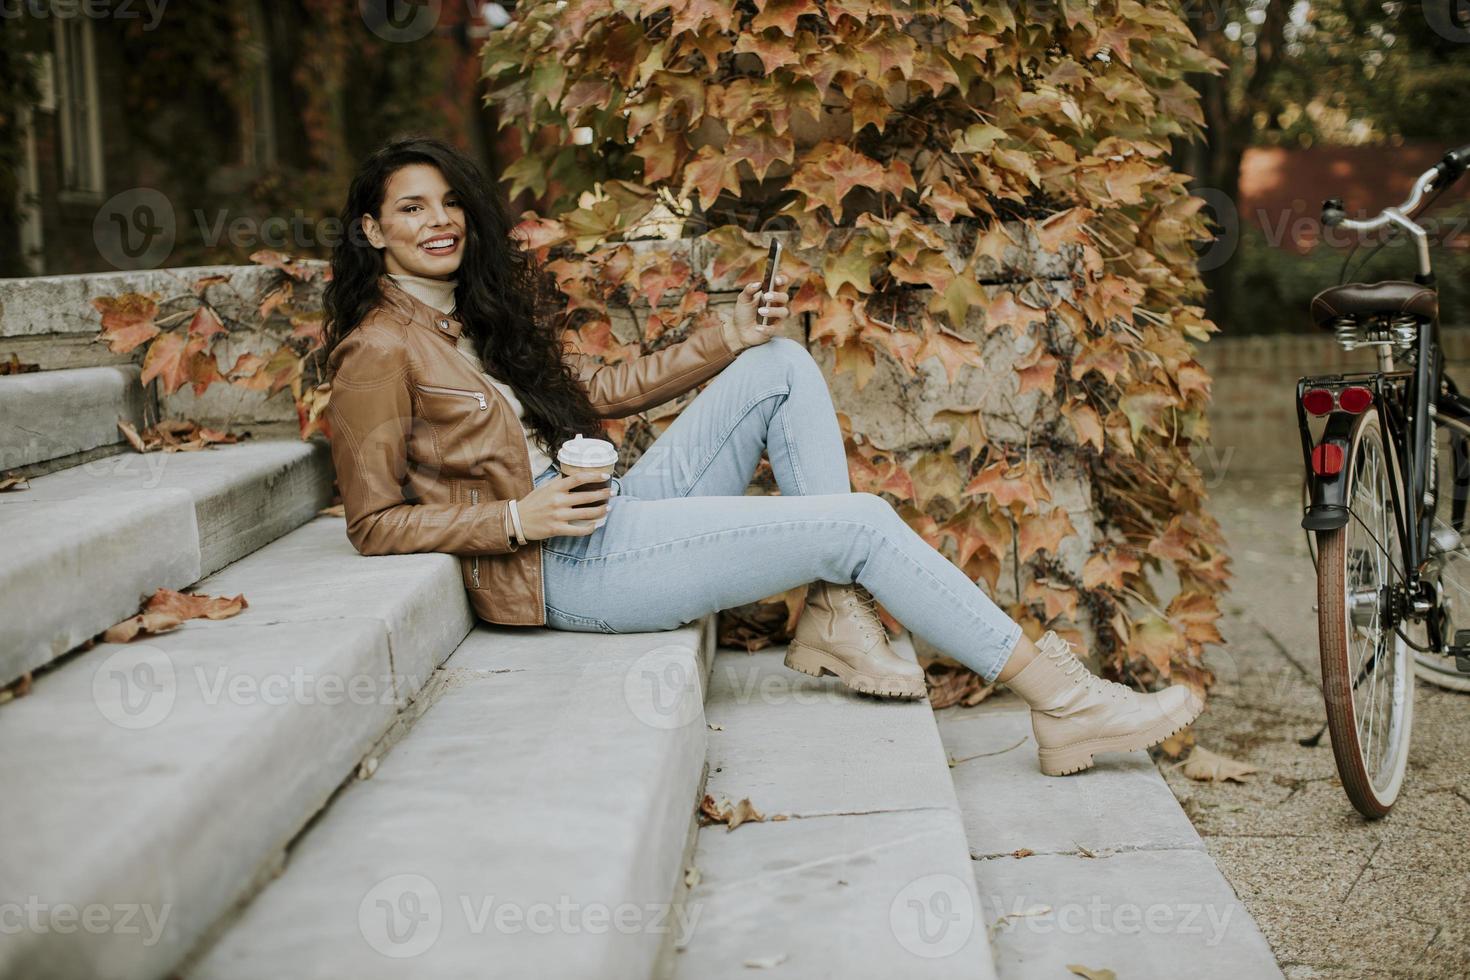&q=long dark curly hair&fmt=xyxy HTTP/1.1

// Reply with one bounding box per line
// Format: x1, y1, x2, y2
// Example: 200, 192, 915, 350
323, 135, 602, 458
